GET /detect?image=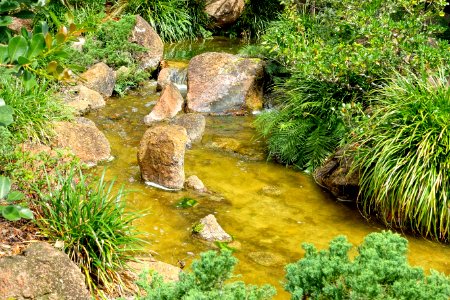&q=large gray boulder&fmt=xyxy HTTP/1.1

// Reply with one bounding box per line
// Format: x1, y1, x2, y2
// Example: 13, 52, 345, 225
186, 52, 264, 114
53, 118, 111, 166
137, 125, 189, 190
171, 113, 206, 144
130, 15, 164, 71
0, 242, 90, 300
205, 0, 245, 27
